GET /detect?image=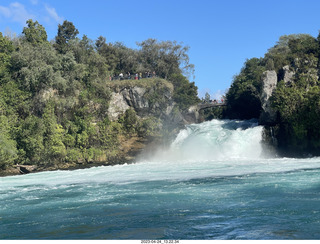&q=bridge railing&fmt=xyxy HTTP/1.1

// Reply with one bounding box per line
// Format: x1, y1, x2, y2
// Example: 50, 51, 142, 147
198, 101, 226, 110
199, 99, 226, 105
